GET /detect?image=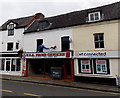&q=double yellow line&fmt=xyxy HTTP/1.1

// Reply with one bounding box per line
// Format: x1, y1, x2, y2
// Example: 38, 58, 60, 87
24, 93, 40, 97
0, 89, 41, 97
0, 89, 13, 93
